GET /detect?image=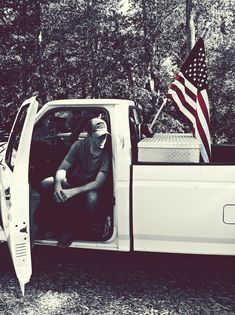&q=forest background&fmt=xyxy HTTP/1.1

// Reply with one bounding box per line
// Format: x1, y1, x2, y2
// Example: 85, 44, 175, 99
0, 0, 234, 143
